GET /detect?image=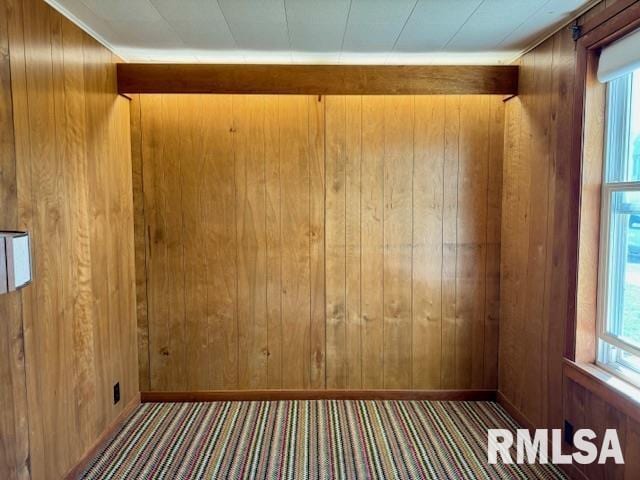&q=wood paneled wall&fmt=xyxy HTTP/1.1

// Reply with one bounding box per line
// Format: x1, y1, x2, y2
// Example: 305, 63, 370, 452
565, 374, 640, 479
0, 0, 28, 476
132, 93, 504, 392
498, 2, 640, 477
498, 0, 634, 424
0, 0, 137, 478
499, 27, 576, 431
